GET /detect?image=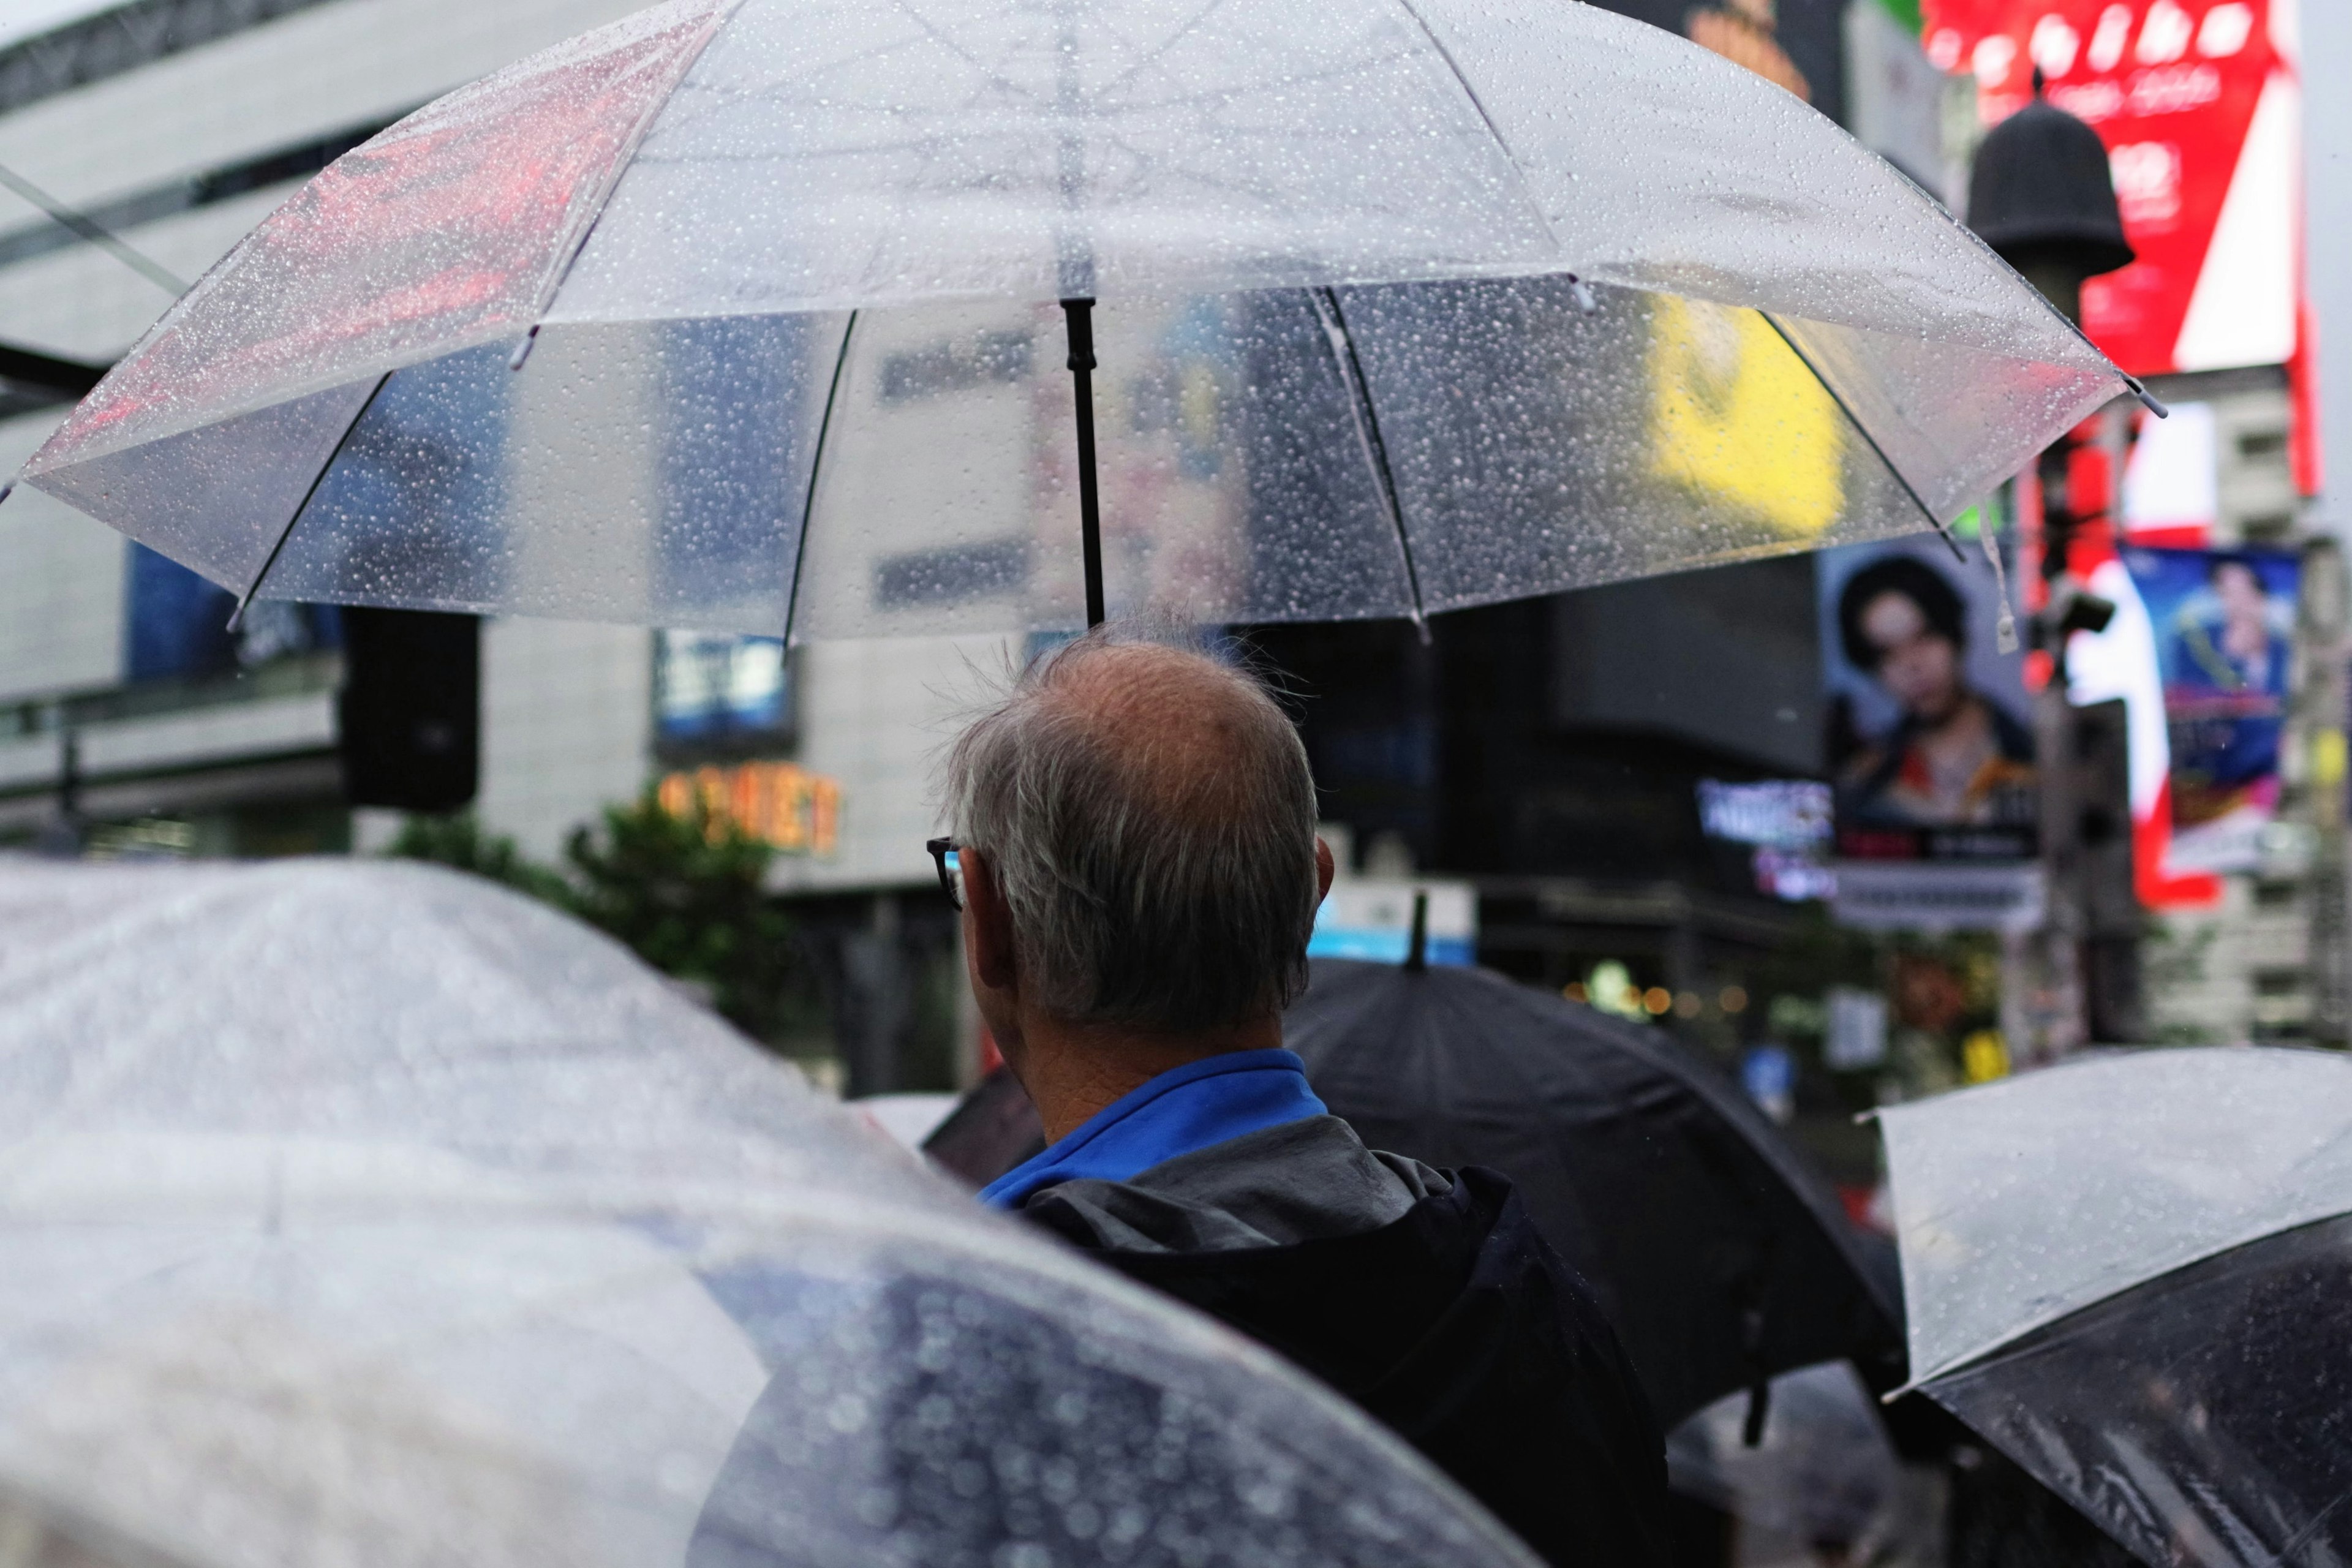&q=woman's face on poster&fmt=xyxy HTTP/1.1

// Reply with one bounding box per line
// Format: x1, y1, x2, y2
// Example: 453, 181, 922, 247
1860, 589, 1962, 722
